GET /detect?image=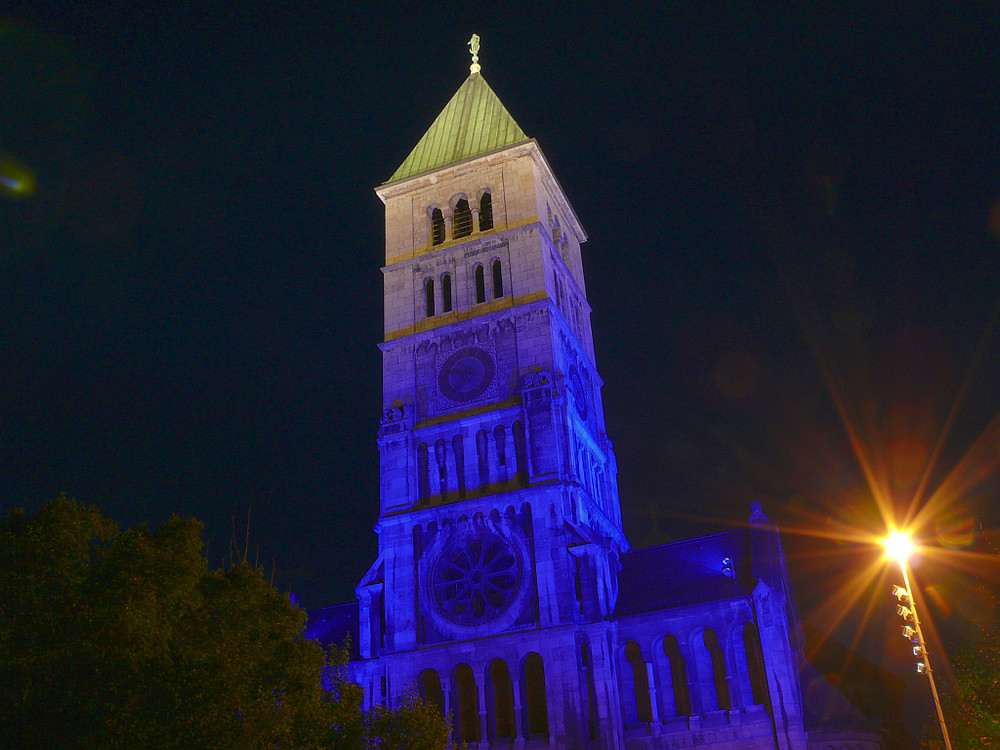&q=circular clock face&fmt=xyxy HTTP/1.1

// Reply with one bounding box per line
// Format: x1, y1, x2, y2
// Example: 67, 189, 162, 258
438, 346, 495, 402
569, 365, 588, 419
